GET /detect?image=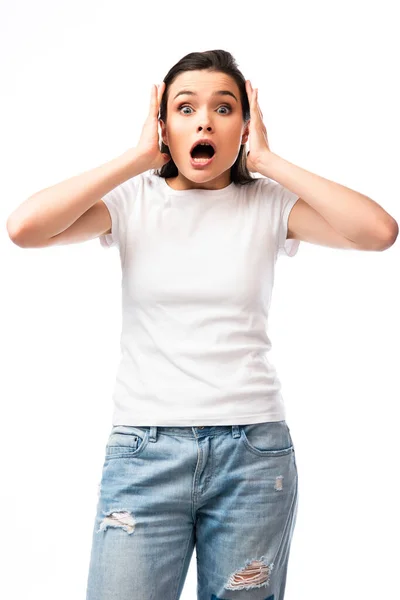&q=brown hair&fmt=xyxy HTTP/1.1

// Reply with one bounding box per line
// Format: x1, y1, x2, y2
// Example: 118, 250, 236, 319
152, 49, 257, 186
